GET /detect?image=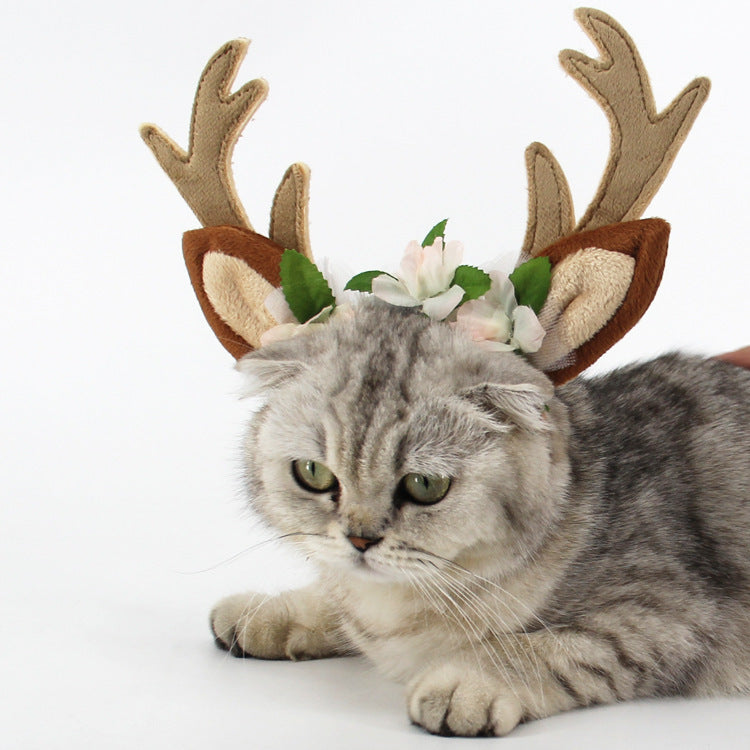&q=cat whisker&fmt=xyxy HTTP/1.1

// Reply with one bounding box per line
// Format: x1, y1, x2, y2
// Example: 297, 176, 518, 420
444, 568, 582, 688
175, 532, 327, 574
405, 558, 524, 696
416, 549, 559, 640
404, 566, 519, 696
435, 555, 578, 665
425, 563, 546, 712
417, 561, 534, 702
